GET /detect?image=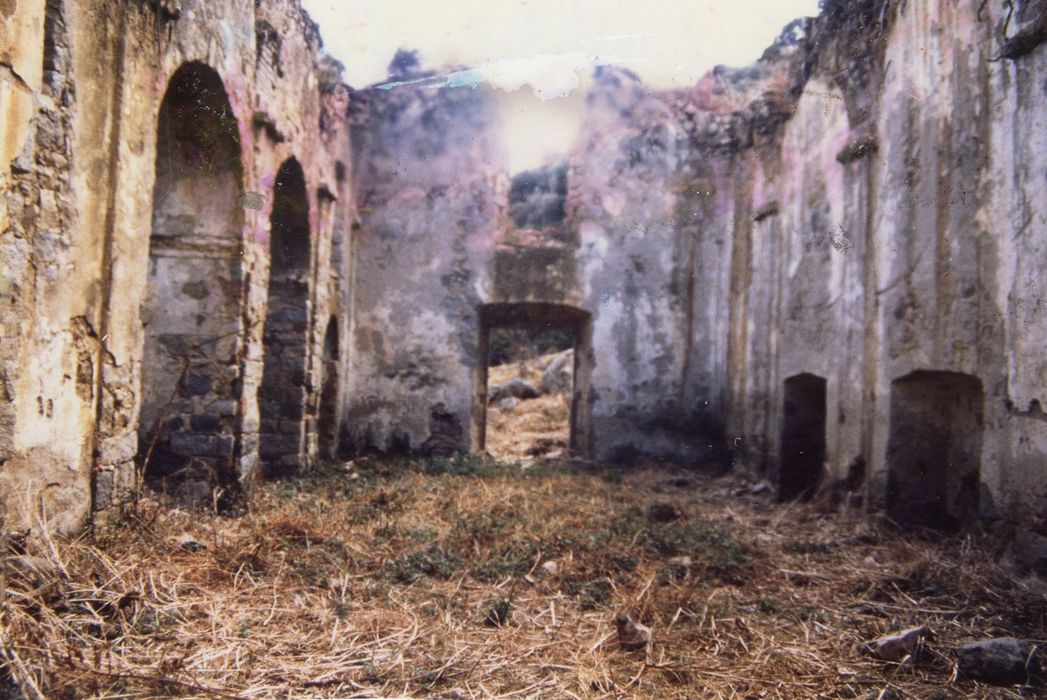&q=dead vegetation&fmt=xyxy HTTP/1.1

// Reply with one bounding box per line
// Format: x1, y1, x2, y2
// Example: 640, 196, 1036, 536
3, 456, 1046, 698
